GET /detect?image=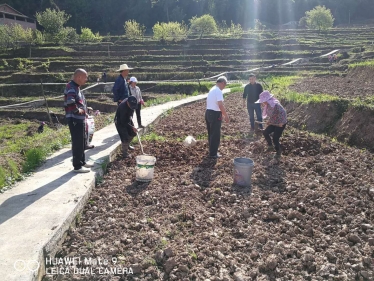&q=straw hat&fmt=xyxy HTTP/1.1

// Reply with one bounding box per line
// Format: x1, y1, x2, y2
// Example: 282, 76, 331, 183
116, 64, 133, 72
